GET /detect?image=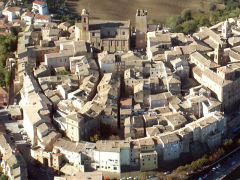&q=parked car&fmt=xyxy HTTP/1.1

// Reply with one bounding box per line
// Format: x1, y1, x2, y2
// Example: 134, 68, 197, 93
211, 167, 216, 171
164, 171, 171, 175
